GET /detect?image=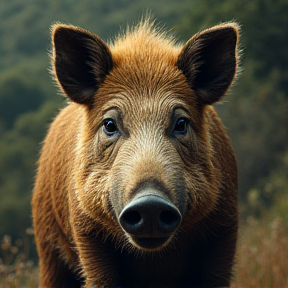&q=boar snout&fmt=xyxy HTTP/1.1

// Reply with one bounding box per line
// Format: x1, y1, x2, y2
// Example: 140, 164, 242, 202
119, 189, 182, 250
